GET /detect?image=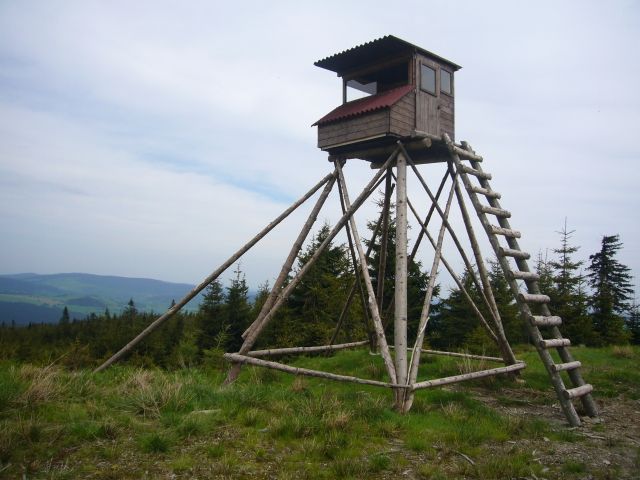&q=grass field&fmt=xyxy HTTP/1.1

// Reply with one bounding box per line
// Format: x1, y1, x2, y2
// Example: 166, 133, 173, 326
0, 346, 638, 479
